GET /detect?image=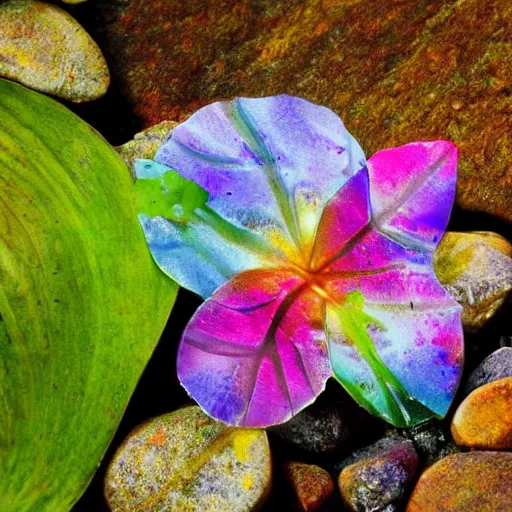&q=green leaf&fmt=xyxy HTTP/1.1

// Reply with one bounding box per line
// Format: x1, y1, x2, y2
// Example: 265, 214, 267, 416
0, 80, 177, 511
135, 159, 209, 221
